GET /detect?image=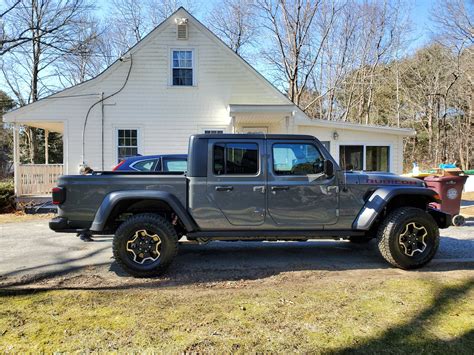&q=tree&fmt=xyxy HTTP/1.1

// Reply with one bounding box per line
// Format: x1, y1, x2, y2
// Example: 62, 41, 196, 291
0, 91, 16, 177
1, 0, 95, 163
206, 0, 258, 56
258, 0, 339, 106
